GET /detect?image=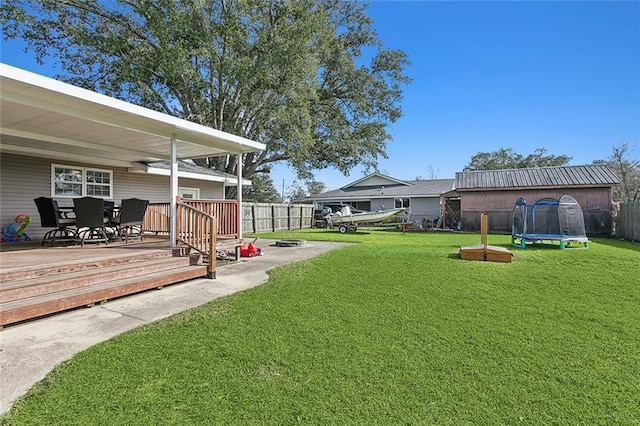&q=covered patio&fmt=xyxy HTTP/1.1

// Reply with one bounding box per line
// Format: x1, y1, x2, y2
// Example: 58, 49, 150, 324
0, 63, 266, 327
0, 63, 265, 240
